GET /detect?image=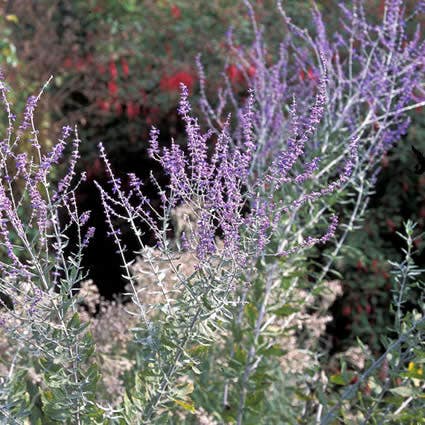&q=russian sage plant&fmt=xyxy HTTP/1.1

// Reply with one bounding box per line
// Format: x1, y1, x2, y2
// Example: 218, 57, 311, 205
0, 77, 103, 423
0, 0, 424, 424
96, 79, 353, 422
199, 0, 425, 279
189, 1, 425, 423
